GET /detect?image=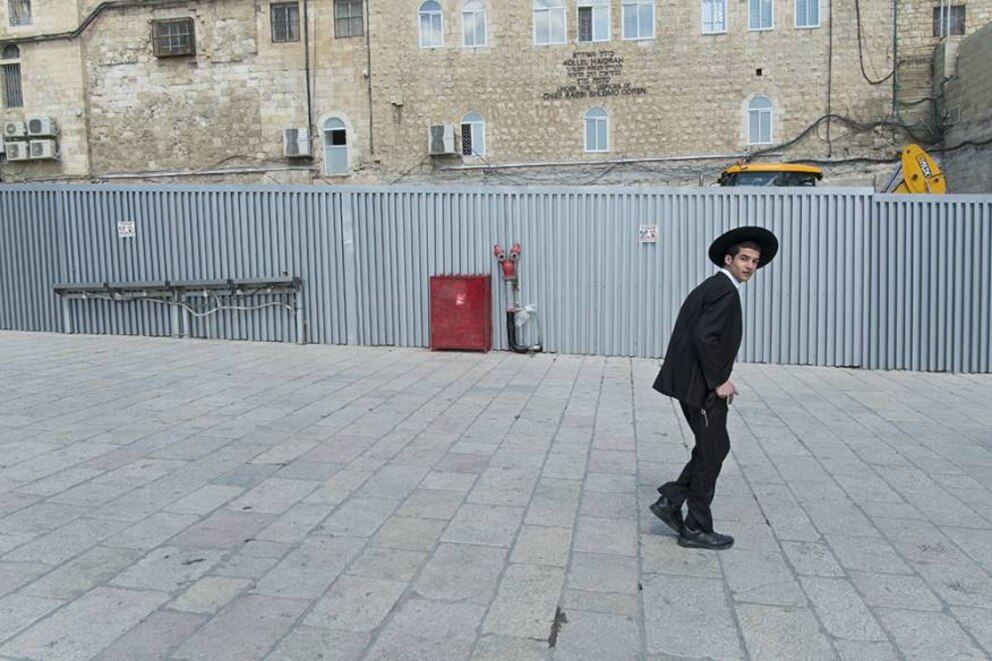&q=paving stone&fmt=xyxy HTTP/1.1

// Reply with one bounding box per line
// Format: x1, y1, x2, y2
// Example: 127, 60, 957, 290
579, 491, 637, 520
103, 512, 199, 550
471, 634, 549, 661
0, 586, 169, 661
3, 517, 129, 565
799, 576, 887, 641
950, 606, 992, 656
396, 488, 465, 519
525, 479, 582, 528
510, 525, 572, 567
848, 571, 943, 611
364, 598, 486, 661
316, 497, 399, 537
833, 640, 900, 661
356, 464, 432, 500
0, 593, 64, 642
583, 472, 637, 494
21, 546, 144, 600
372, 515, 446, 551
162, 484, 245, 516
640, 533, 723, 578
567, 552, 639, 594
541, 451, 589, 480
253, 501, 337, 543
442, 504, 525, 547
347, 546, 428, 581
641, 574, 743, 659
0, 561, 49, 598
254, 535, 365, 599
912, 558, 992, 608
876, 608, 987, 661
780, 541, 846, 577
483, 563, 566, 639
412, 543, 507, 604
93, 610, 207, 661
227, 478, 320, 514
825, 533, 913, 574
171, 576, 252, 614
304, 574, 406, 631
468, 467, 540, 507
267, 627, 369, 661
561, 588, 640, 617
573, 516, 637, 556
170, 594, 309, 660
551, 609, 641, 661
110, 546, 224, 593
420, 470, 478, 492
736, 604, 835, 661
168, 510, 274, 549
